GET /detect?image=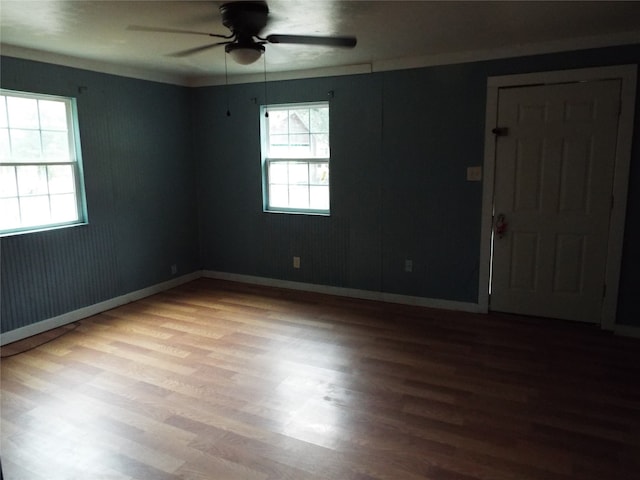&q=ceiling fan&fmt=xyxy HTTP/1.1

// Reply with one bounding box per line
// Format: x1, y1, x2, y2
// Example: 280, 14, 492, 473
129, 1, 357, 65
